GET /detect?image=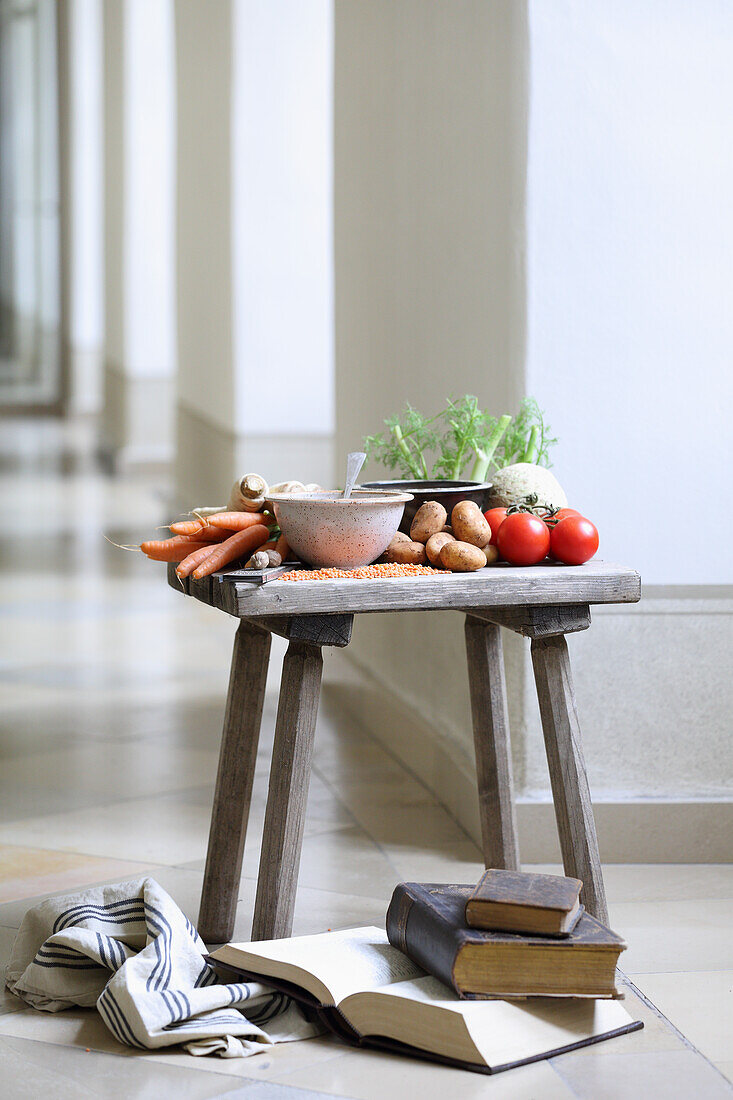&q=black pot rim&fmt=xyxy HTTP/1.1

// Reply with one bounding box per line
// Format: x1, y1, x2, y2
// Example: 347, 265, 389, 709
363, 478, 493, 492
